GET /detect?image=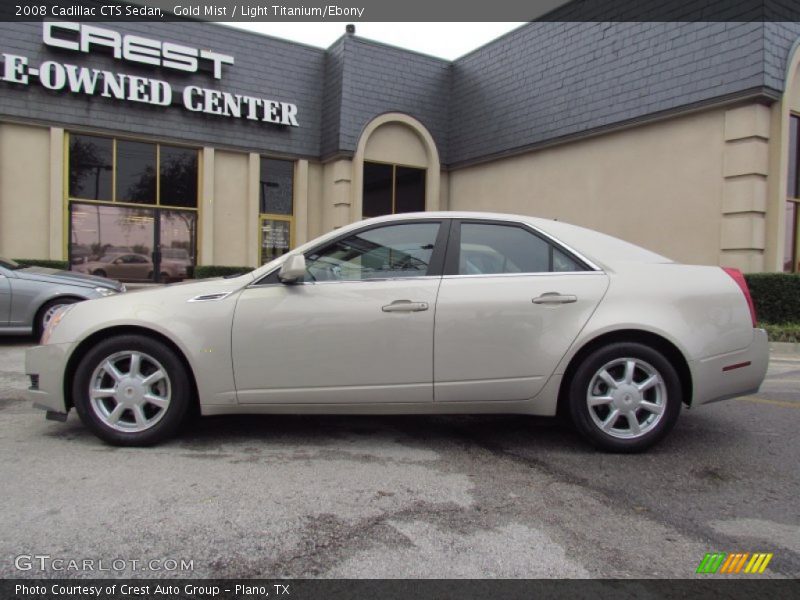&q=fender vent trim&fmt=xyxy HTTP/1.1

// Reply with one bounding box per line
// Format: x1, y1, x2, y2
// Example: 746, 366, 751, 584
187, 292, 232, 303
